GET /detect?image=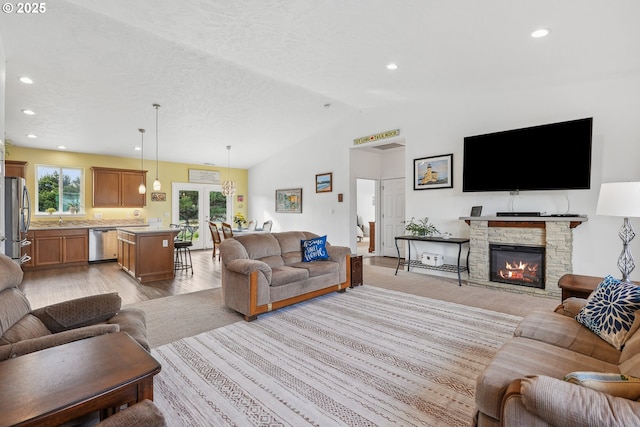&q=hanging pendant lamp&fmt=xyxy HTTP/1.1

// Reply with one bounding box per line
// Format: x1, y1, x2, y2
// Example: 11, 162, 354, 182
221, 145, 236, 197
138, 128, 146, 194
152, 103, 162, 191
